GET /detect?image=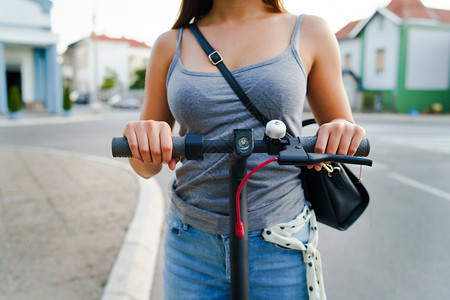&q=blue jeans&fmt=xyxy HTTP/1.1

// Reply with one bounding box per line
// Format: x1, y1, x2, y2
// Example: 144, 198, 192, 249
163, 210, 310, 299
